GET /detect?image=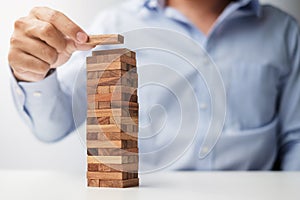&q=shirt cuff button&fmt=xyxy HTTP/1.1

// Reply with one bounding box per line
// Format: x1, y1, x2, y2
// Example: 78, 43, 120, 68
33, 91, 42, 97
